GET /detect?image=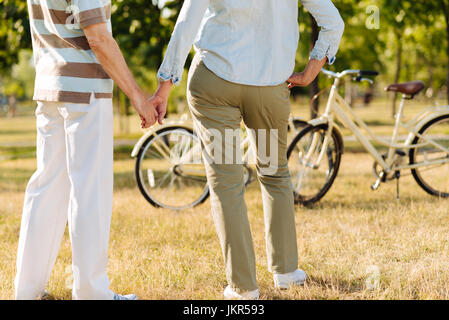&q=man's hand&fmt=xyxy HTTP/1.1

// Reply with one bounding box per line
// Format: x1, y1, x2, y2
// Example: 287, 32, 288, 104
132, 93, 158, 129
287, 57, 328, 89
